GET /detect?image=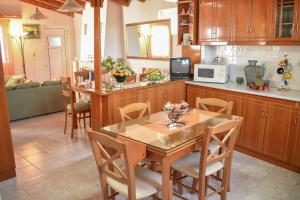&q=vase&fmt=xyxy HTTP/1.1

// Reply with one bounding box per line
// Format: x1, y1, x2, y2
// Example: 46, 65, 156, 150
244, 60, 263, 85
